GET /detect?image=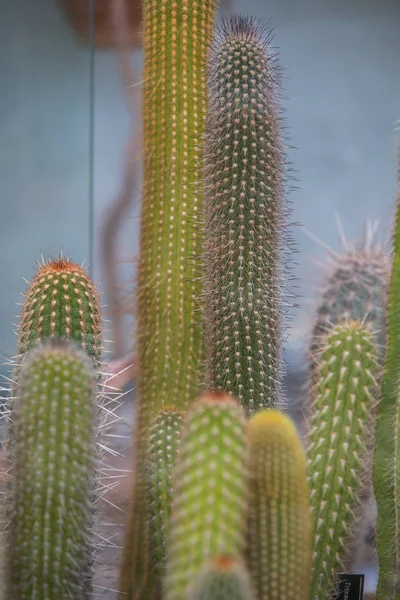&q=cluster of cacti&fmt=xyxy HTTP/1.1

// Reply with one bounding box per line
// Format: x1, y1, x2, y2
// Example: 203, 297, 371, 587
2, 1, 399, 600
